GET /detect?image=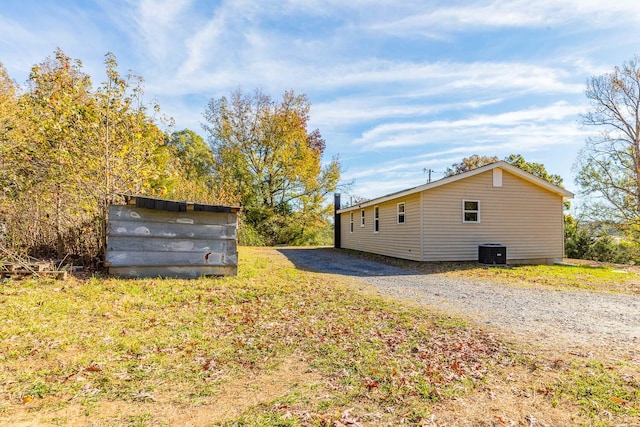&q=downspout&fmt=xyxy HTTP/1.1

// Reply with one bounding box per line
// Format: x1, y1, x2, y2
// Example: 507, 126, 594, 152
334, 193, 341, 249
561, 197, 566, 262
420, 191, 424, 261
